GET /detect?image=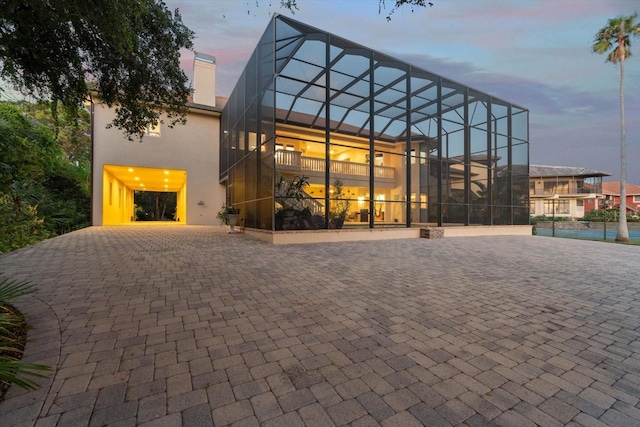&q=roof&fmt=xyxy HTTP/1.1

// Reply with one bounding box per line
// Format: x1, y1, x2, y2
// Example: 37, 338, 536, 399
186, 101, 223, 114
602, 181, 640, 195
231, 15, 528, 145
194, 52, 216, 64
529, 165, 610, 178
